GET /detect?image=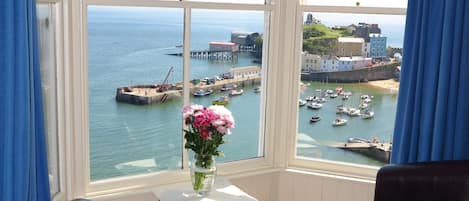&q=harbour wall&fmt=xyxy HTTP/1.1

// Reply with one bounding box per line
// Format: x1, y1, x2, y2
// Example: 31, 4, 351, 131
116, 76, 261, 105
301, 62, 400, 83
